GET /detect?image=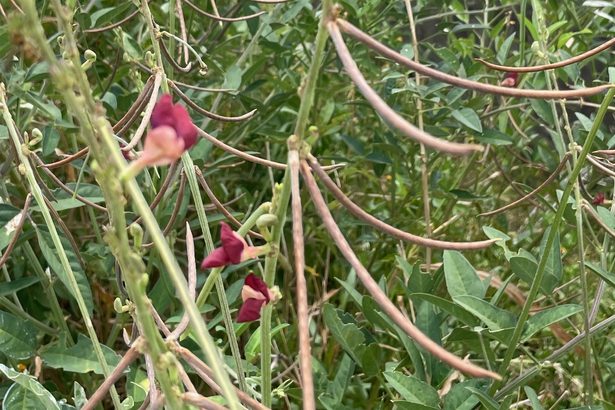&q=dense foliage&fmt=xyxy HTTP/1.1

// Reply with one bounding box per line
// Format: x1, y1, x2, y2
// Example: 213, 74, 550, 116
1, 0, 615, 408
